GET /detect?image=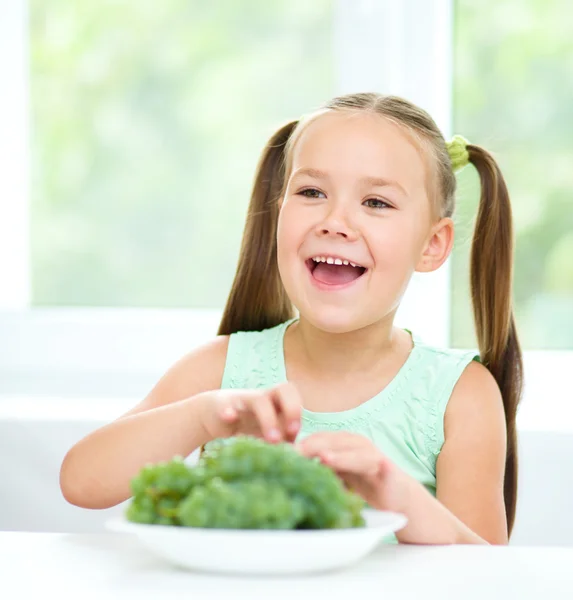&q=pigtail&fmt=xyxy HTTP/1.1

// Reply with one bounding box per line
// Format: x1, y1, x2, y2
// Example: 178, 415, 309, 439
467, 144, 524, 535
217, 121, 298, 336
